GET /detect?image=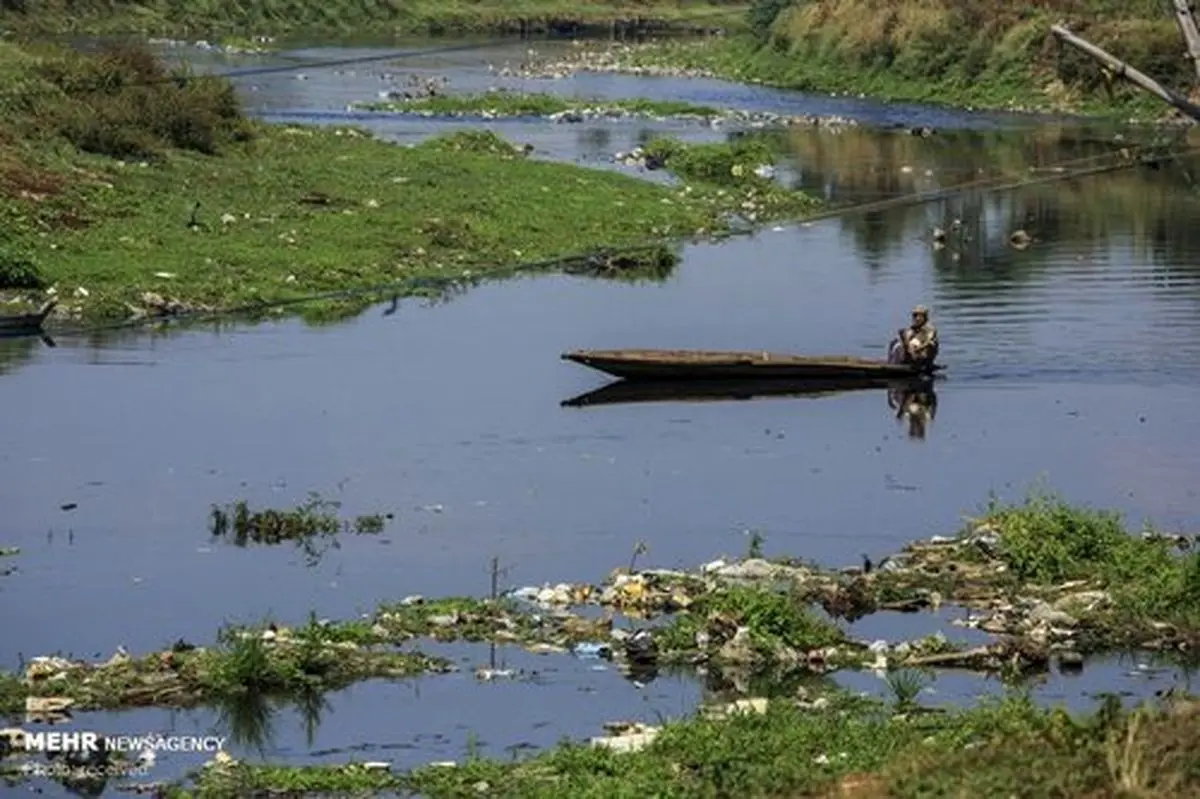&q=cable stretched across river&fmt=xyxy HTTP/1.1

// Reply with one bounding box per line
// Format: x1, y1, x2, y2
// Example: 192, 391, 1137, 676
36, 137, 1197, 340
